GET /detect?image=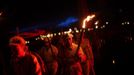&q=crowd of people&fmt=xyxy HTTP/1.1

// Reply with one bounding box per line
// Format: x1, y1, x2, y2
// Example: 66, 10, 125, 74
2, 32, 96, 75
